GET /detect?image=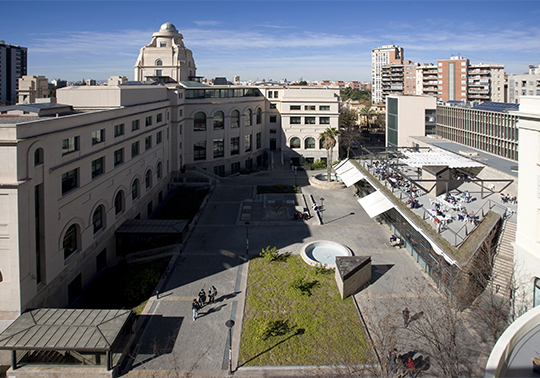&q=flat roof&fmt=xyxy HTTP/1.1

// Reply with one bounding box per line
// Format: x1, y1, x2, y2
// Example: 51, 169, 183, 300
400, 147, 486, 169
0, 309, 132, 352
